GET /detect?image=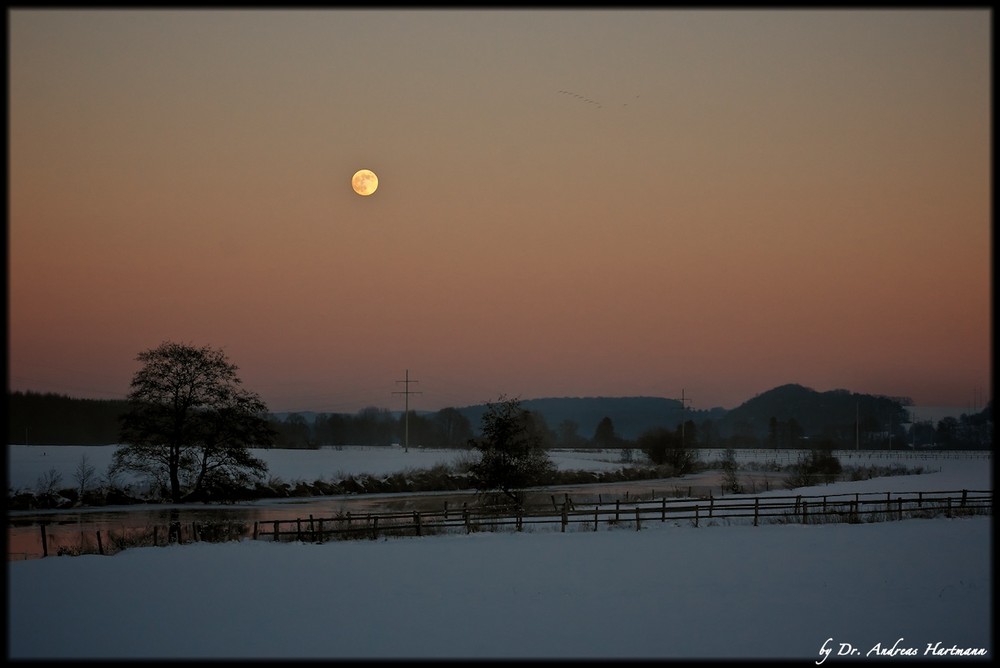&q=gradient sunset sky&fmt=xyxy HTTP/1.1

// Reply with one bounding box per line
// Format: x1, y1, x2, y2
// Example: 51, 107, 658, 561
8, 9, 991, 414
